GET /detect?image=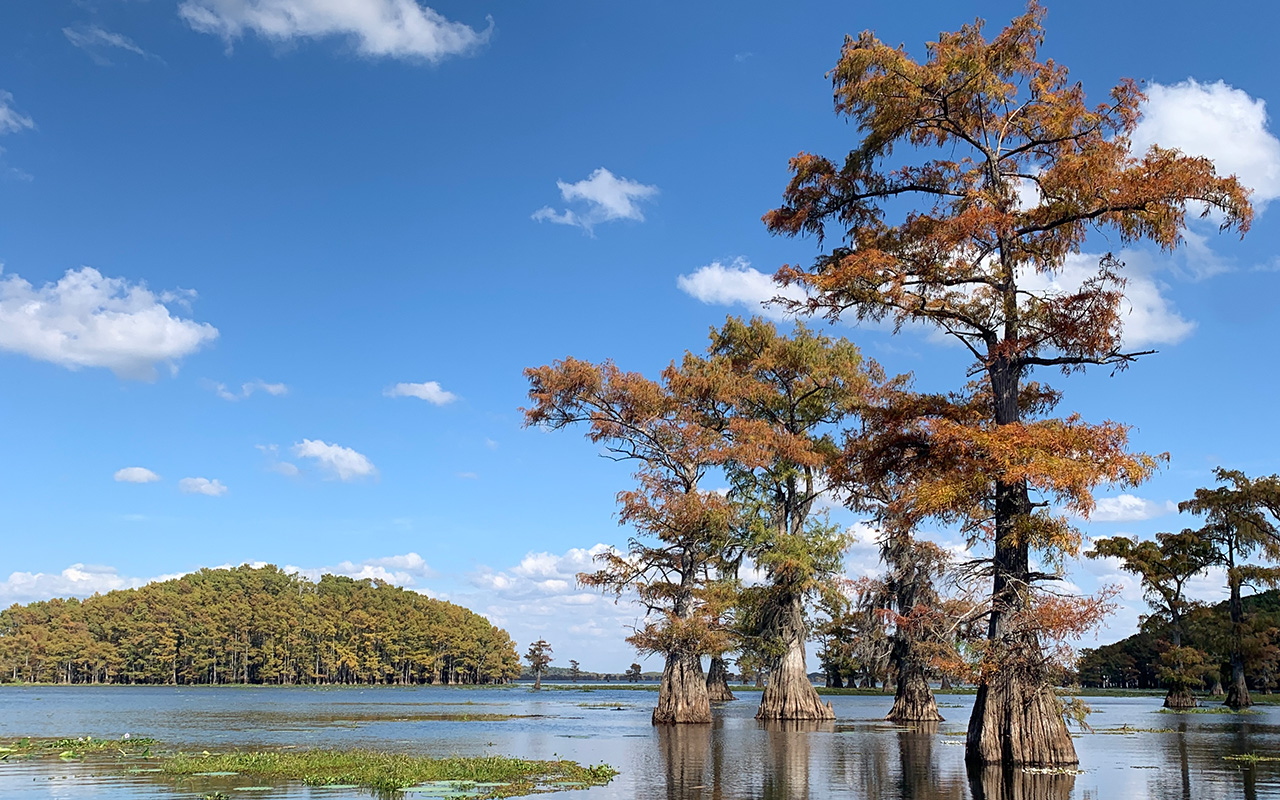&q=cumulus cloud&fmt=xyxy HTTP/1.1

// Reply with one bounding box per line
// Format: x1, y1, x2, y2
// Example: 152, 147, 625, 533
1087, 494, 1177, 523
0, 266, 218, 379
532, 168, 658, 234
210, 379, 288, 401
293, 439, 377, 481
179, 477, 228, 496
0, 554, 440, 607
0, 564, 159, 605
385, 380, 457, 405
63, 25, 158, 65
0, 91, 33, 136
114, 466, 161, 483
179, 0, 492, 63
471, 544, 623, 617
285, 552, 437, 587
1133, 79, 1280, 208
676, 258, 807, 321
